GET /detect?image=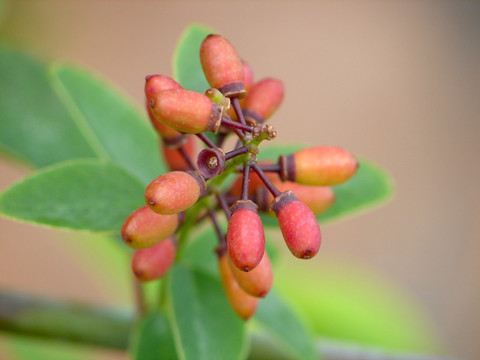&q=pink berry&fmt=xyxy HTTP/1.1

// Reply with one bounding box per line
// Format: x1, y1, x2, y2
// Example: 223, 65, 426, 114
271, 191, 321, 259
131, 236, 177, 282
227, 200, 265, 272
243, 78, 284, 124
229, 251, 273, 298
